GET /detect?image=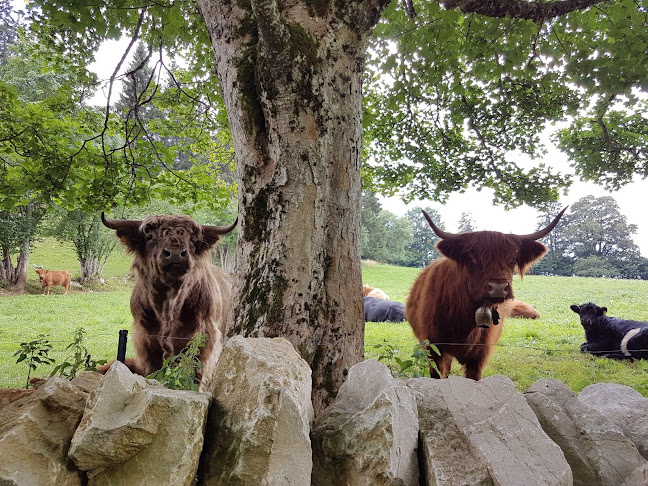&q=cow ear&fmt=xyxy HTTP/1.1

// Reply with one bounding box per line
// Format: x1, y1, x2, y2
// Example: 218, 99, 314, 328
436, 239, 465, 262
195, 235, 220, 255
517, 240, 548, 276
115, 228, 146, 255
196, 219, 237, 254
570, 304, 581, 314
